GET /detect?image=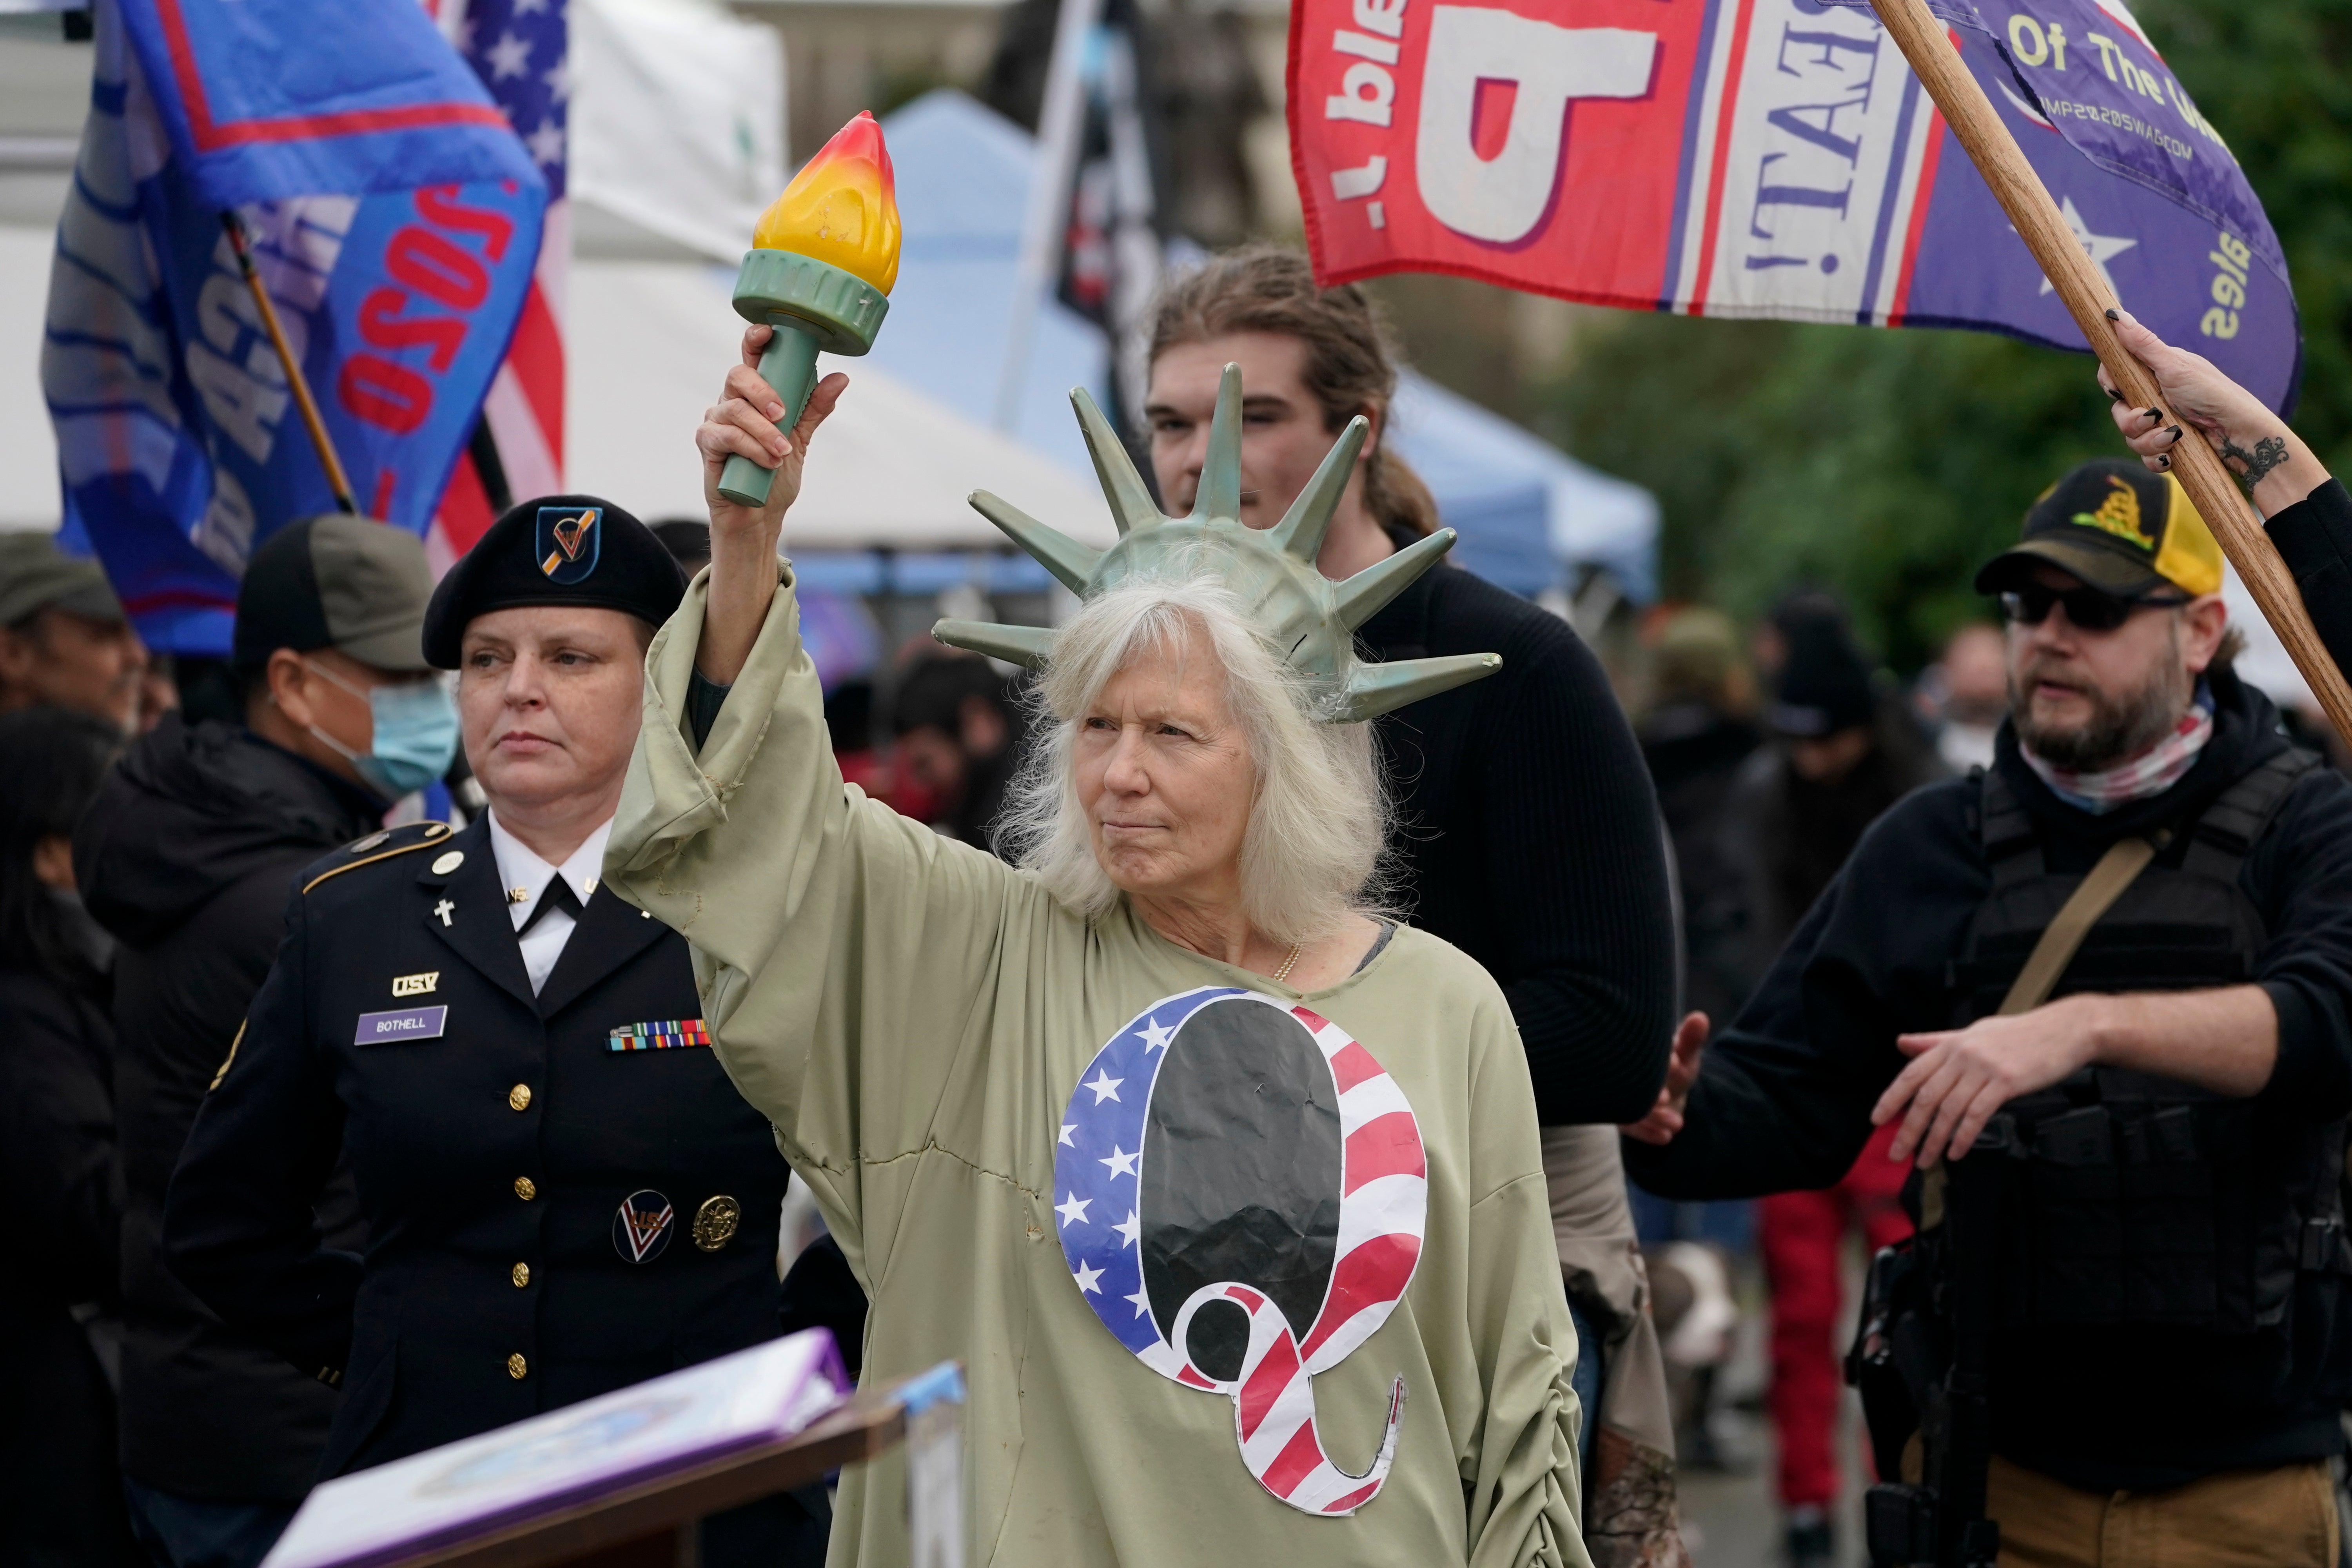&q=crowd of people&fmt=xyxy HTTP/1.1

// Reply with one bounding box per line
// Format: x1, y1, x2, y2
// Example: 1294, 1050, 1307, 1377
7, 249, 2352, 1568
